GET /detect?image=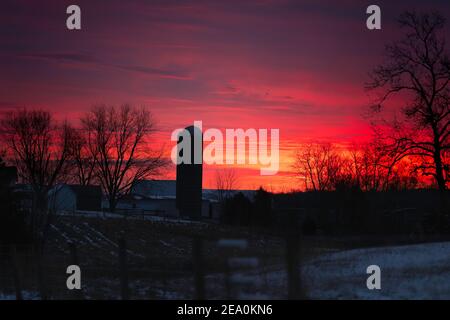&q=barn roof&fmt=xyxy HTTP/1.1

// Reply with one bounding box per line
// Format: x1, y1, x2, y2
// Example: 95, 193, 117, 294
48, 184, 102, 199
131, 180, 176, 198
131, 179, 255, 202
